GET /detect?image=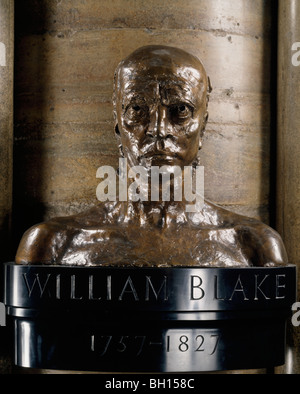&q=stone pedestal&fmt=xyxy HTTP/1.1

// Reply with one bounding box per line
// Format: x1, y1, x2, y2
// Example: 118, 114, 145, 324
5, 264, 296, 372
